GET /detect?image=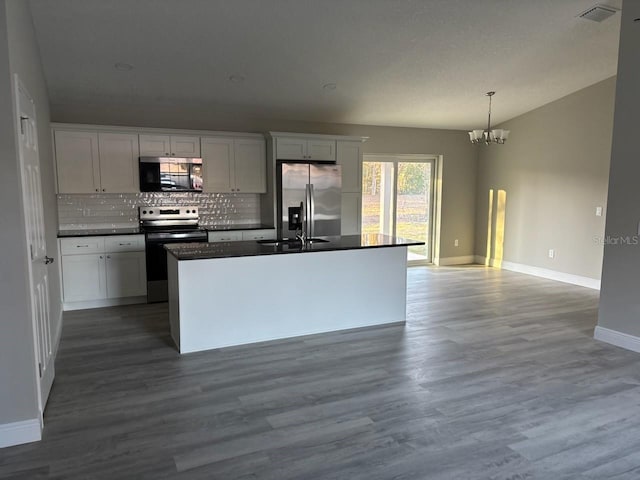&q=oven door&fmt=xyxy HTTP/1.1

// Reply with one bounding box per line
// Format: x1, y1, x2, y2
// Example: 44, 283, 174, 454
145, 231, 207, 302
